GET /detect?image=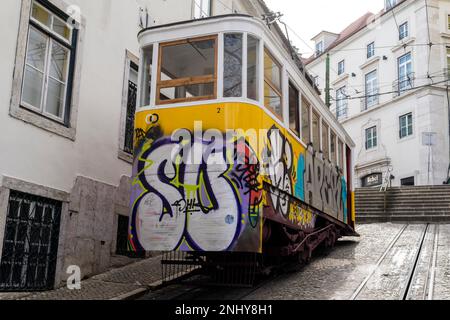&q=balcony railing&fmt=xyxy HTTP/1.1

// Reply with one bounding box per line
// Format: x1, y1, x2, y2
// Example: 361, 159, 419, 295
336, 102, 348, 121
393, 72, 415, 98
360, 89, 379, 111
